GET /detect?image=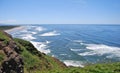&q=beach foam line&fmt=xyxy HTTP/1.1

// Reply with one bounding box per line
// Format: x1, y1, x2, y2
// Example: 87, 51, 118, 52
40, 30, 60, 36
30, 41, 51, 54
79, 44, 120, 58
5, 26, 25, 33
63, 60, 84, 67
